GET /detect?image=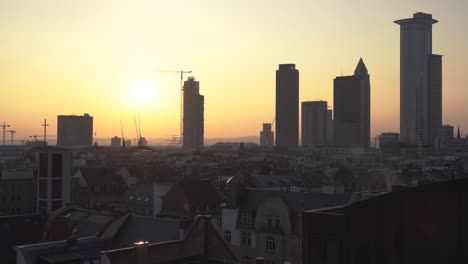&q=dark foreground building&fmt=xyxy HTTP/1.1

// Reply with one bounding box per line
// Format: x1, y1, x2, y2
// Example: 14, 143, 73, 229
302, 178, 468, 264
183, 77, 204, 151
